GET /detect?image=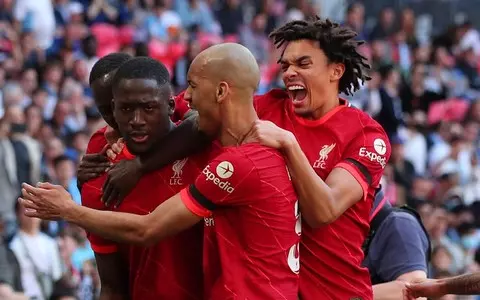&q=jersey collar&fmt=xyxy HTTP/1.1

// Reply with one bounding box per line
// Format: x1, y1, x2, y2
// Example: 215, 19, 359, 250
291, 98, 350, 127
